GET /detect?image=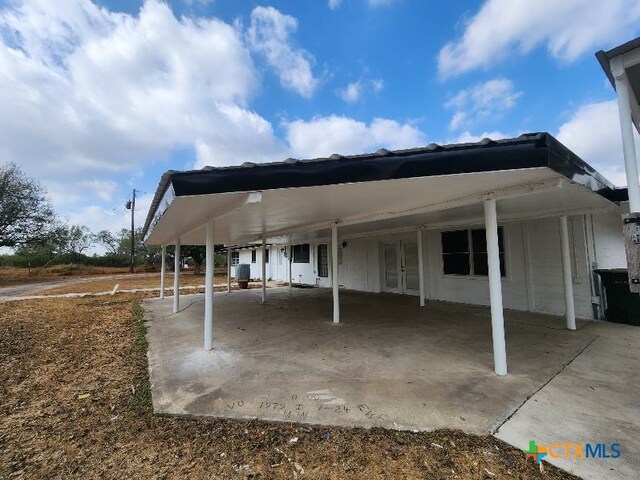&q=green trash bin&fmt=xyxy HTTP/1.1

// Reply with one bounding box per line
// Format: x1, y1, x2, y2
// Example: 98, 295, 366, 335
596, 269, 640, 326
